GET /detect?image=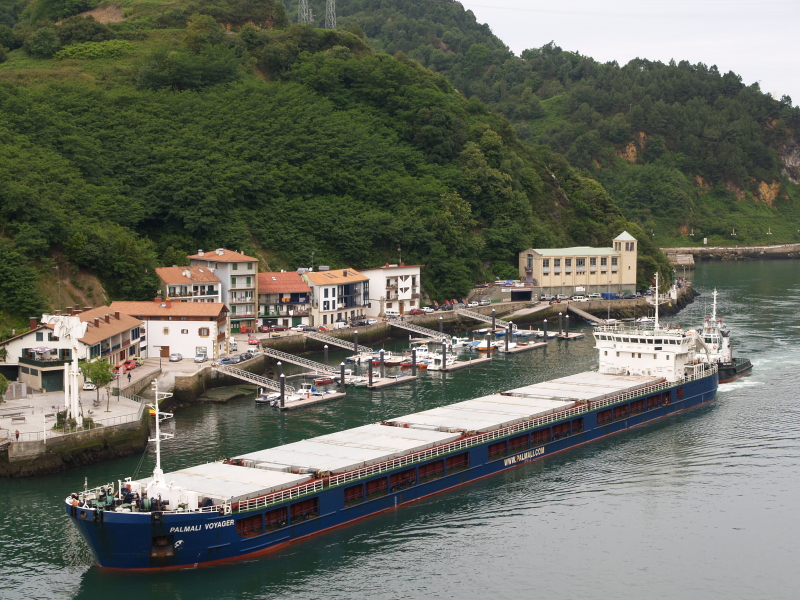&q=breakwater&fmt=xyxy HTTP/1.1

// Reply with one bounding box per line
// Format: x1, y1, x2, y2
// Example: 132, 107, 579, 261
661, 243, 800, 261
